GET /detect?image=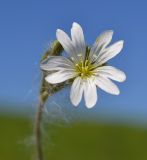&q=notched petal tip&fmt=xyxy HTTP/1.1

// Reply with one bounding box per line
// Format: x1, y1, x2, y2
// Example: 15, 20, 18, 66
56, 29, 61, 39
104, 30, 114, 35
115, 89, 120, 95
121, 40, 124, 44
72, 22, 81, 27
56, 29, 61, 34
72, 22, 84, 34
85, 102, 96, 109
71, 22, 83, 33
120, 72, 127, 82
56, 29, 67, 38
118, 40, 124, 49
71, 101, 79, 107
56, 29, 64, 37
108, 30, 113, 38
